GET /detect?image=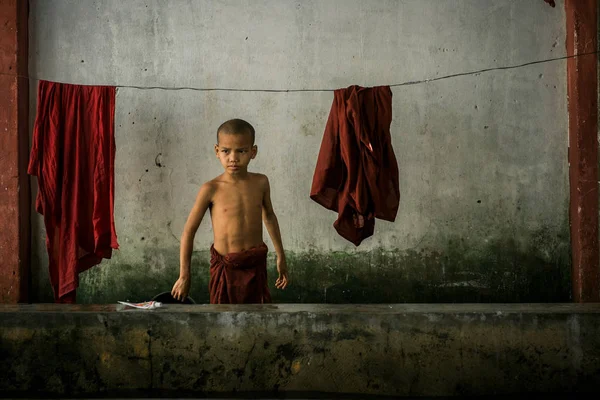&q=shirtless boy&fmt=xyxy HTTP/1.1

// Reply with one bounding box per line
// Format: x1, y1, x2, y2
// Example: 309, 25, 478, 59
171, 119, 289, 304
